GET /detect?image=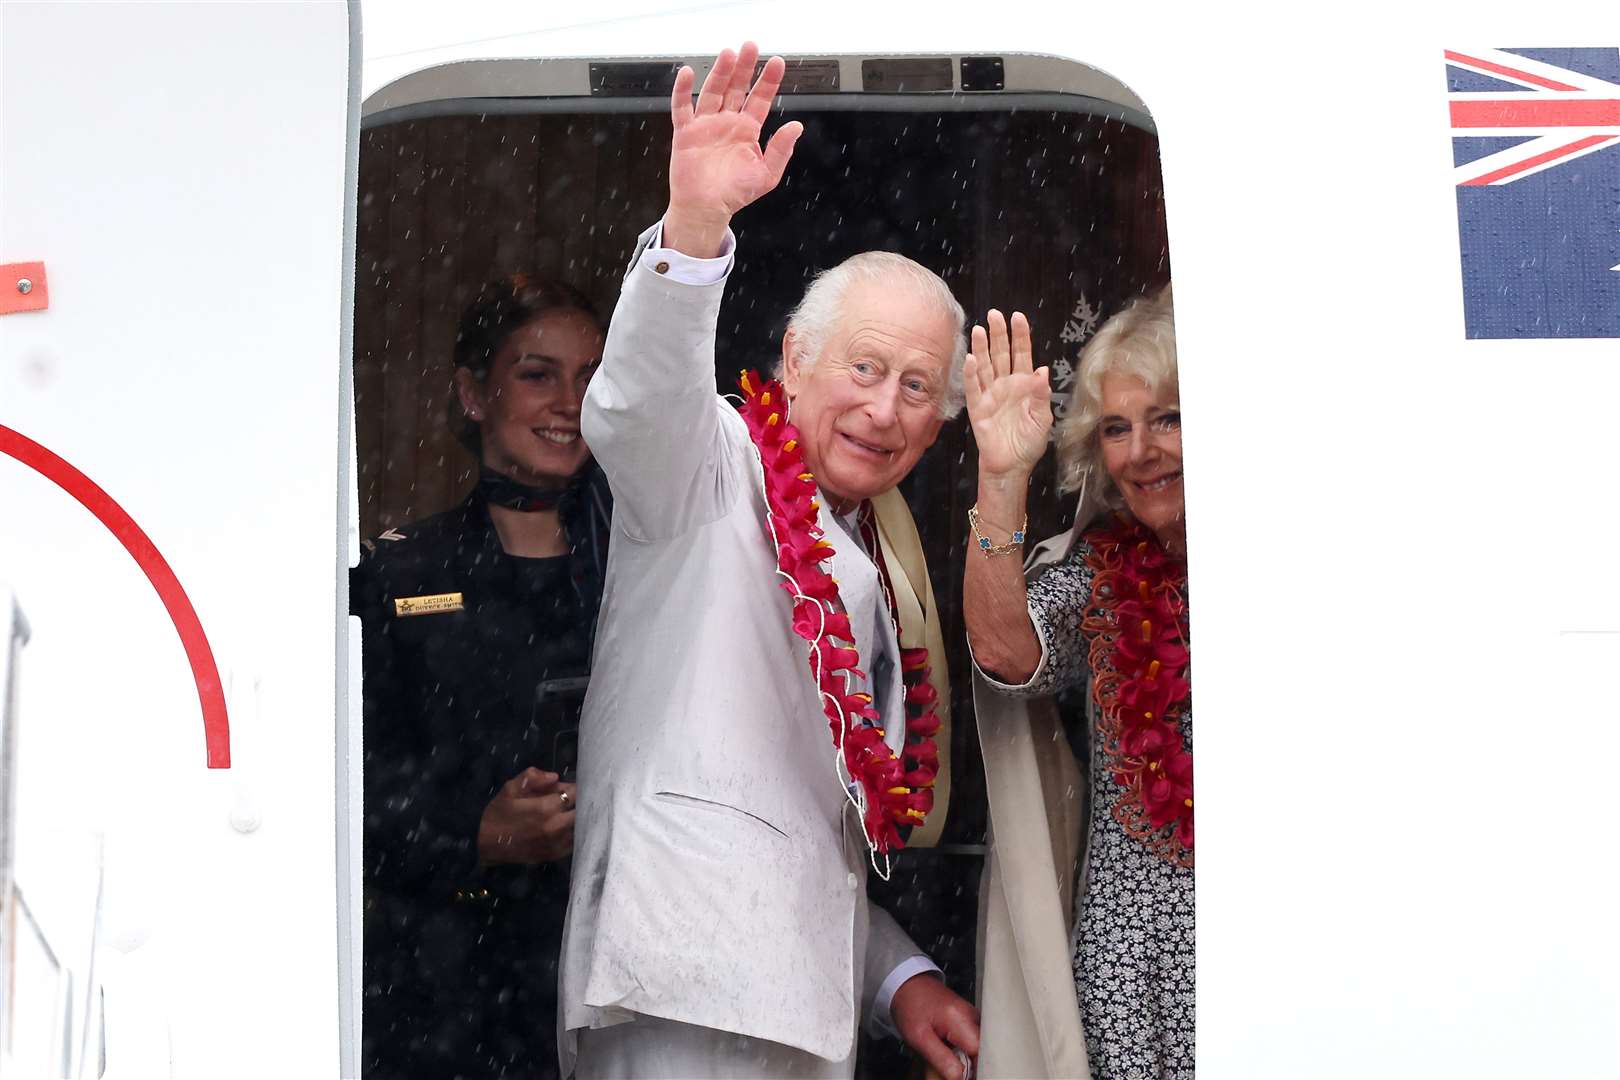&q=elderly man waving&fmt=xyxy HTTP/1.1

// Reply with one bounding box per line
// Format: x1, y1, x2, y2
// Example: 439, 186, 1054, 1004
558, 42, 980, 1080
